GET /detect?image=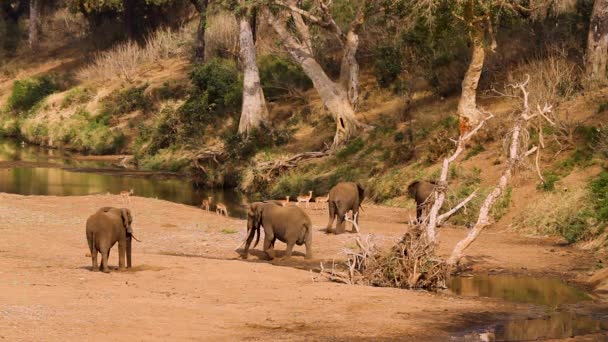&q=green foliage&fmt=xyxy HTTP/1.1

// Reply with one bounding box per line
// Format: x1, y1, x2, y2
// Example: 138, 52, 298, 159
224, 128, 290, 162
258, 55, 312, 100
150, 80, 188, 101
67, 109, 125, 154
8, 76, 58, 112
102, 84, 154, 116
491, 186, 512, 221
135, 106, 179, 156
336, 137, 364, 159
589, 171, 608, 222
537, 172, 560, 192
374, 44, 402, 88
138, 148, 189, 172
465, 144, 485, 160
189, 58, 242, 111
61, 87, 95, 109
